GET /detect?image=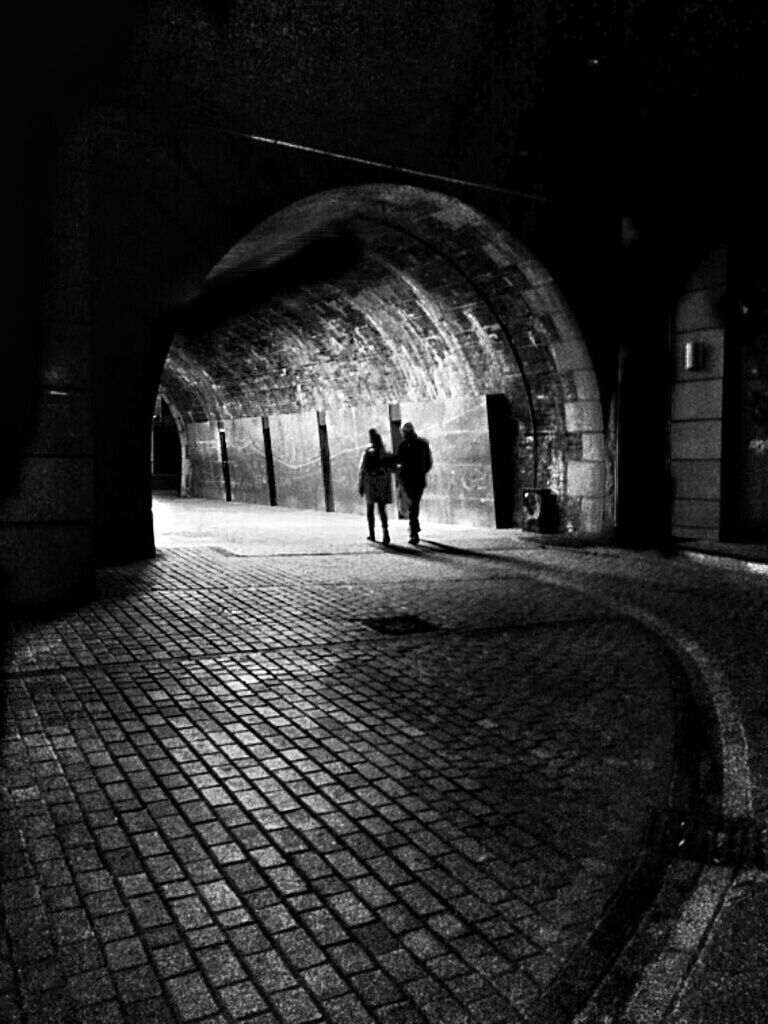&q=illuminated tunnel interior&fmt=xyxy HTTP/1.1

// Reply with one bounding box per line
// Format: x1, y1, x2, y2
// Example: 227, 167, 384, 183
158, 185, 607, 533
